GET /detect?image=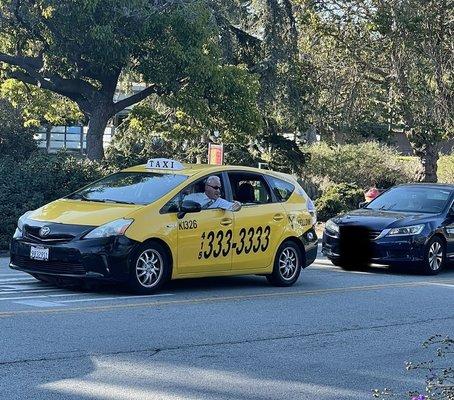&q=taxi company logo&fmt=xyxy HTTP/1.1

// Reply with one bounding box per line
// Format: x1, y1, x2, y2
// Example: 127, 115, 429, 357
39, 226, 51, 237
